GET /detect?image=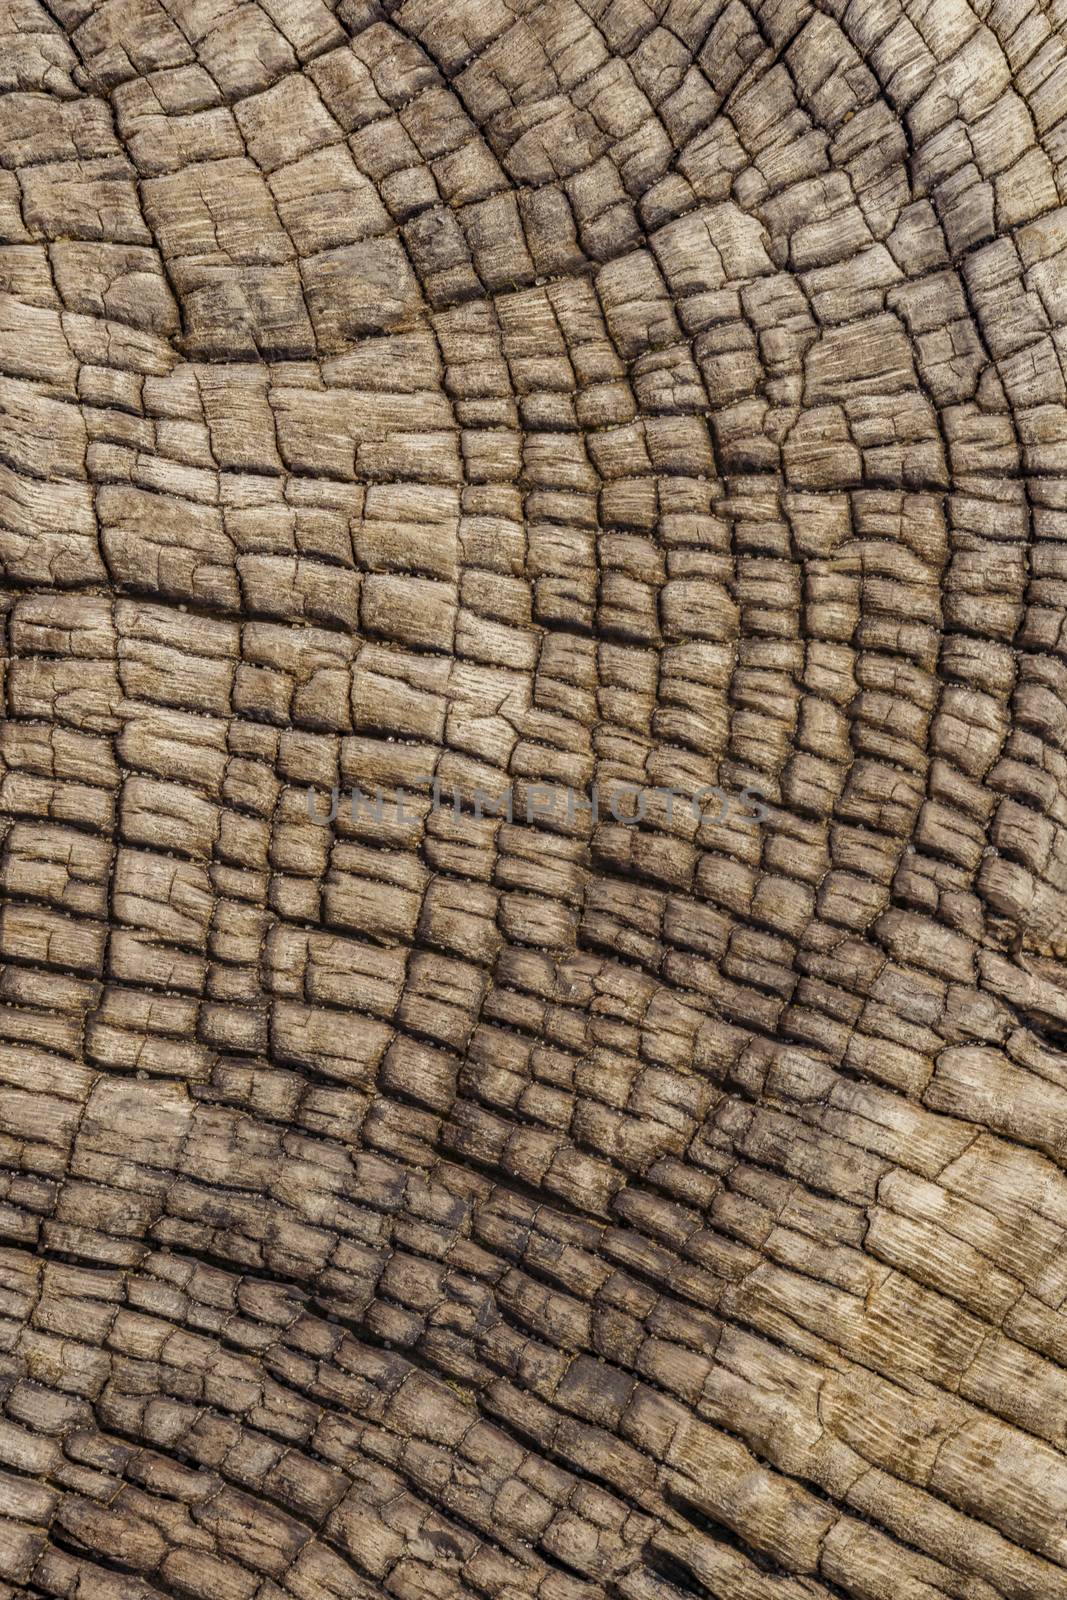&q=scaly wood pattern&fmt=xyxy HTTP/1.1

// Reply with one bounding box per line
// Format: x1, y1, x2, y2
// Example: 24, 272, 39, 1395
1, 1, 1067, 1597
